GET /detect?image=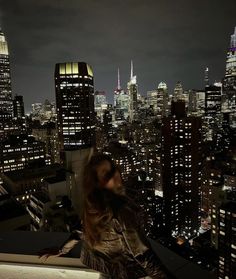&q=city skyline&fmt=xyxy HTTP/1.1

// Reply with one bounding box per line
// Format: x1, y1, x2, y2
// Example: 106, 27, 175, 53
0, 0, 235, 111
0, 2, 236, 277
